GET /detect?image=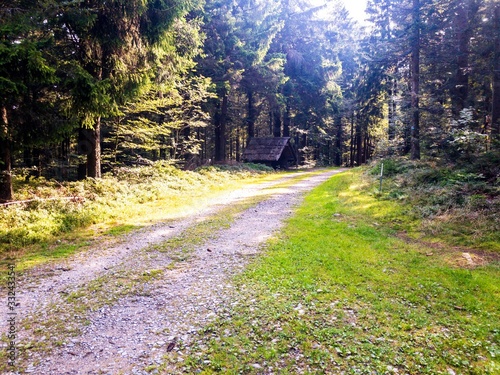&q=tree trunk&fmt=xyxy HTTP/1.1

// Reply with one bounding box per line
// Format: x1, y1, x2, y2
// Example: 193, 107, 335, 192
236, 127, 240, 161
247, 90, 256, 141
349, 112, 355, 167
214, 118, 222, 162
363, 133, 370, 163
0, 107, 13, 202
183, 125, 192, 163
229, 131, 234, 160
334, 114, 342, 166
492, 4, 500, 139
61, 137, 70, 162
86, 117, 101, 178
273, 110, 281, 137
452, 2, 470, 117
214, 92, 228, 162
283, 103, 291, 137
388, 75, 397, 144
410, 0, 421, 160
356, 124, 363, 166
